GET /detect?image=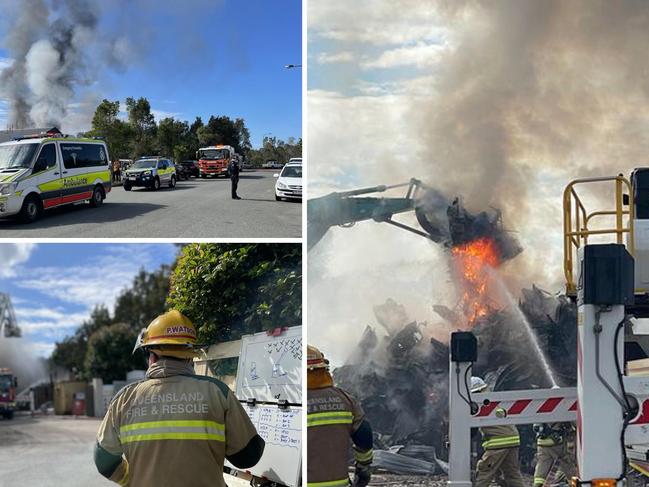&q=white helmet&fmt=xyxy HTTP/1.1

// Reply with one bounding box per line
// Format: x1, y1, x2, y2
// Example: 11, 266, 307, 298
471, 376, 488, 393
